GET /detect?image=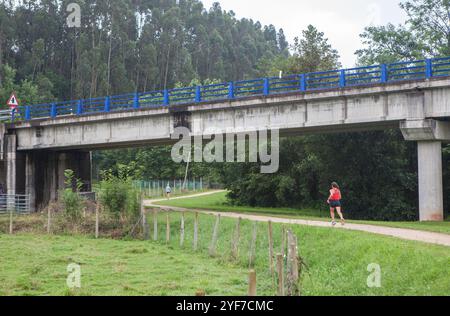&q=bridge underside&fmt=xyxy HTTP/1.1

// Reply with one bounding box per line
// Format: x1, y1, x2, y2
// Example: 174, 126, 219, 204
3, 78, 450, 220
1, 134, 91, 211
